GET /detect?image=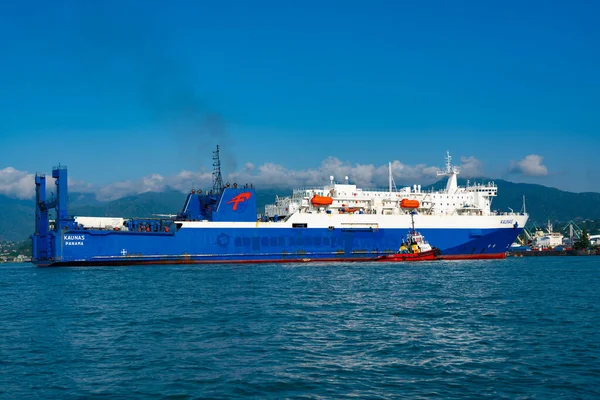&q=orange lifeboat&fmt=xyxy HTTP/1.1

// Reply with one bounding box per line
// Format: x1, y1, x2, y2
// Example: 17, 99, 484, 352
400, 199, 420, 209
341, 207, 359, 213
311, 195, 333, 206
